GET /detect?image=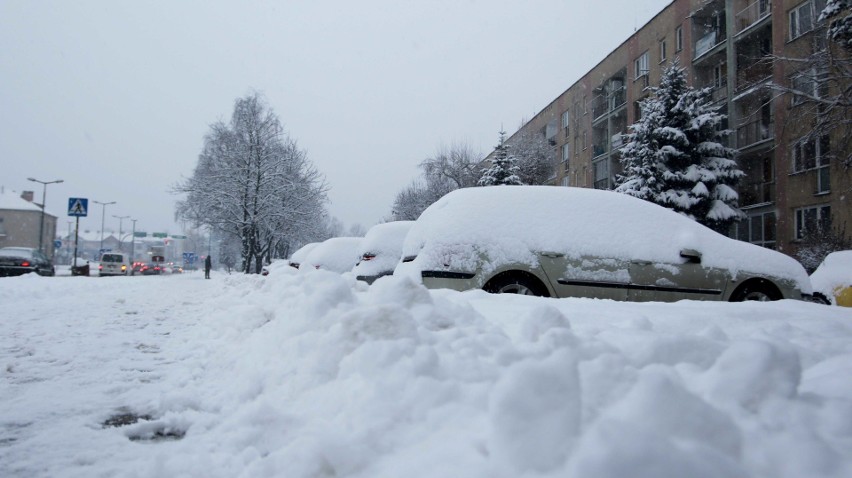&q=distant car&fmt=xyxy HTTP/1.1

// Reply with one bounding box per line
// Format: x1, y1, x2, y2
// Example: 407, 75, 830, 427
810, 251, 852, 306
98, 253, 130, 276
301, 237, 363, 273
0, 247, 55, 277
353, 221, 414, 284
139, 263, 163, 275
288, 242, 320, 269
394, 186, 812, 302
